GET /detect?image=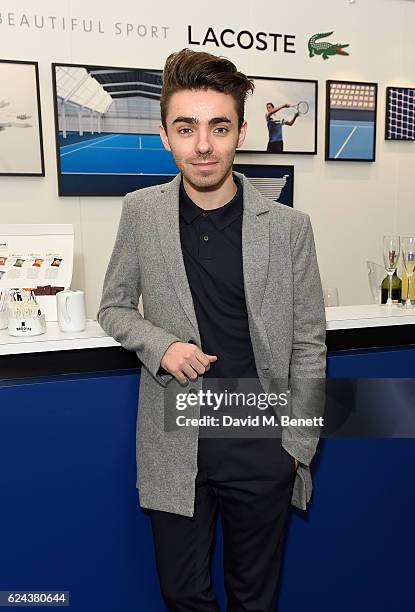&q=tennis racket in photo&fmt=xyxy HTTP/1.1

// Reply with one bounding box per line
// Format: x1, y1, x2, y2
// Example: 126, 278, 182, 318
290, 101, 309, 115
